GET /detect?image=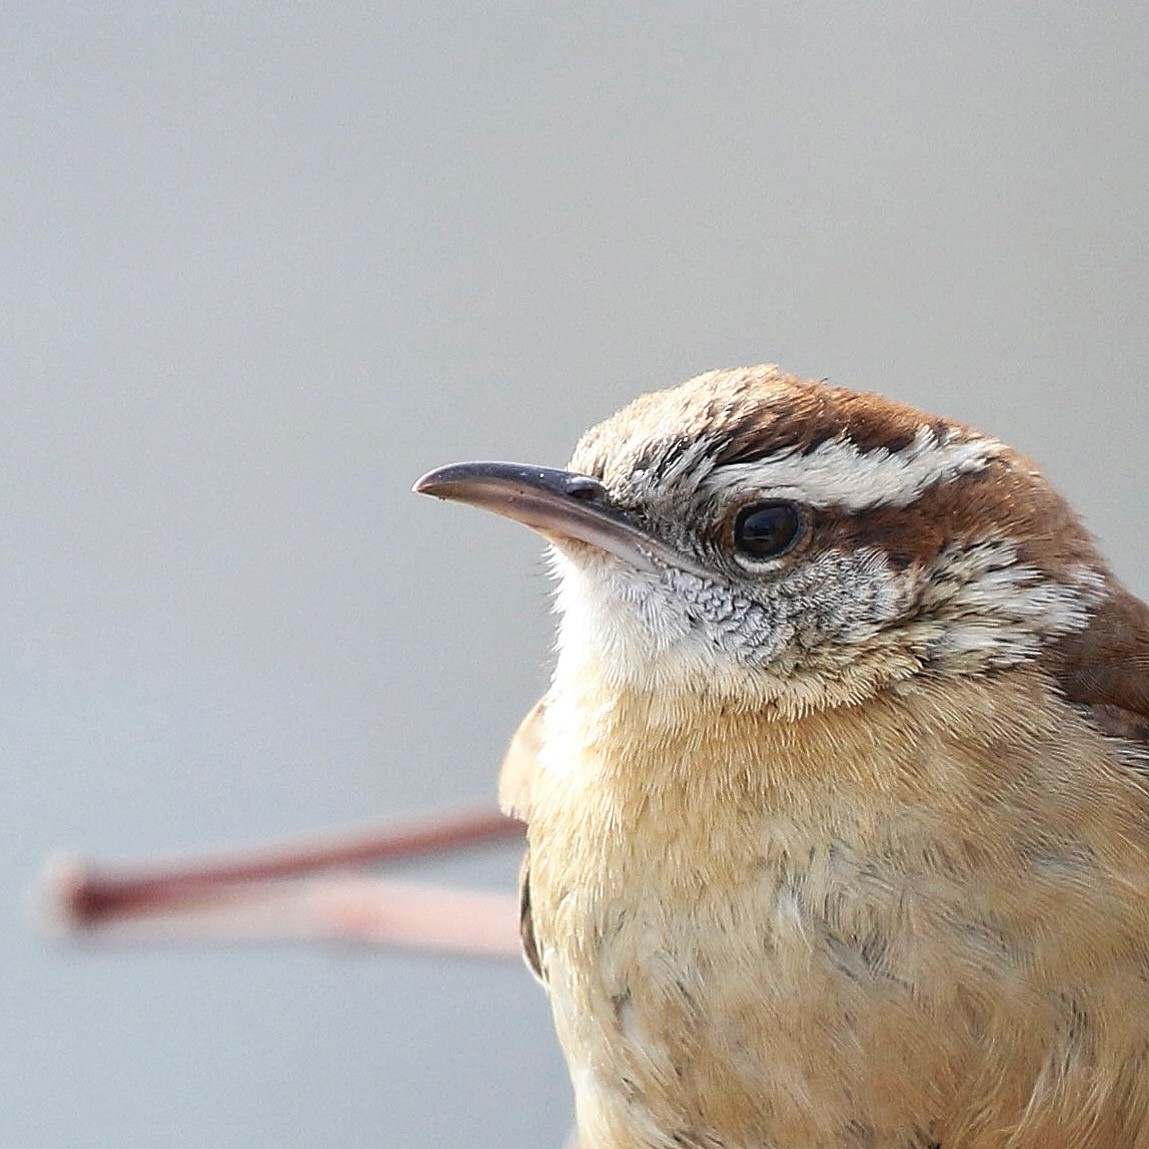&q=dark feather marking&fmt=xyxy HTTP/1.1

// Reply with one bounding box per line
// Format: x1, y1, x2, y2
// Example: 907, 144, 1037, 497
518, 852, 544, 982
669, 1130, 728, 1149
713, 379, 947, 467
807, 455, 1100, 576
845, 1118, 876, 1147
